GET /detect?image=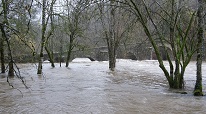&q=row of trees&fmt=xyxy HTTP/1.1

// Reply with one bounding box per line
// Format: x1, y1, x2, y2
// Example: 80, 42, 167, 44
0, 0, 205, 96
